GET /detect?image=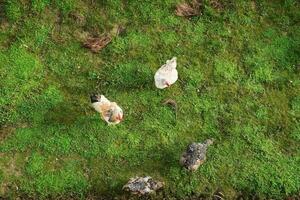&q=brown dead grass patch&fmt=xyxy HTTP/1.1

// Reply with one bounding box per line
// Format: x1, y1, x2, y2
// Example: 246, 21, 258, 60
83, 34, 112, 53
175, 0, 203, 17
